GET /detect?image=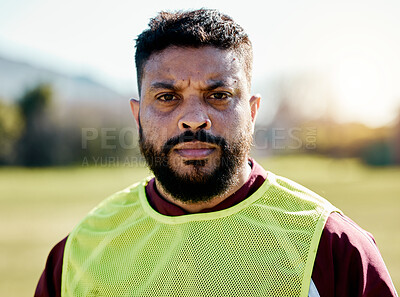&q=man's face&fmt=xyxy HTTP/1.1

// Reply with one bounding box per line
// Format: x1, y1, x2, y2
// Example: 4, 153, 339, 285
132, 46, 259, 203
